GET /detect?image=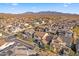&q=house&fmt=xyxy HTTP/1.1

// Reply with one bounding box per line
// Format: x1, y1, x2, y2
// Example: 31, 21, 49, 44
44, 27, 49, 32
24, 23, 29, 27
0, 33, 2, 37
34, 31, 51, 45
76, 39, 79, 53
34, 32, 48, 39
44, 35, 53, 45
0, 38, 15, 56
14, 44, 28, 56
25, 29, 35, 35
34, 26, 49, 32
51, 36, 66, 53
0, 41, 15, 51
0, 38, 6, 47
22, 31, 31, 38
63, 30, 73, 47
21, 31, 31, 40
6, 35, 16, 42
13, 43, 36, 56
